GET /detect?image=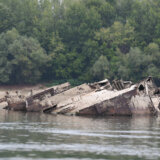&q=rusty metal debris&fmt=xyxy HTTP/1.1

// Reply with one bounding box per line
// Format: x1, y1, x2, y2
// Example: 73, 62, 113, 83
1, 77, 160, 116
